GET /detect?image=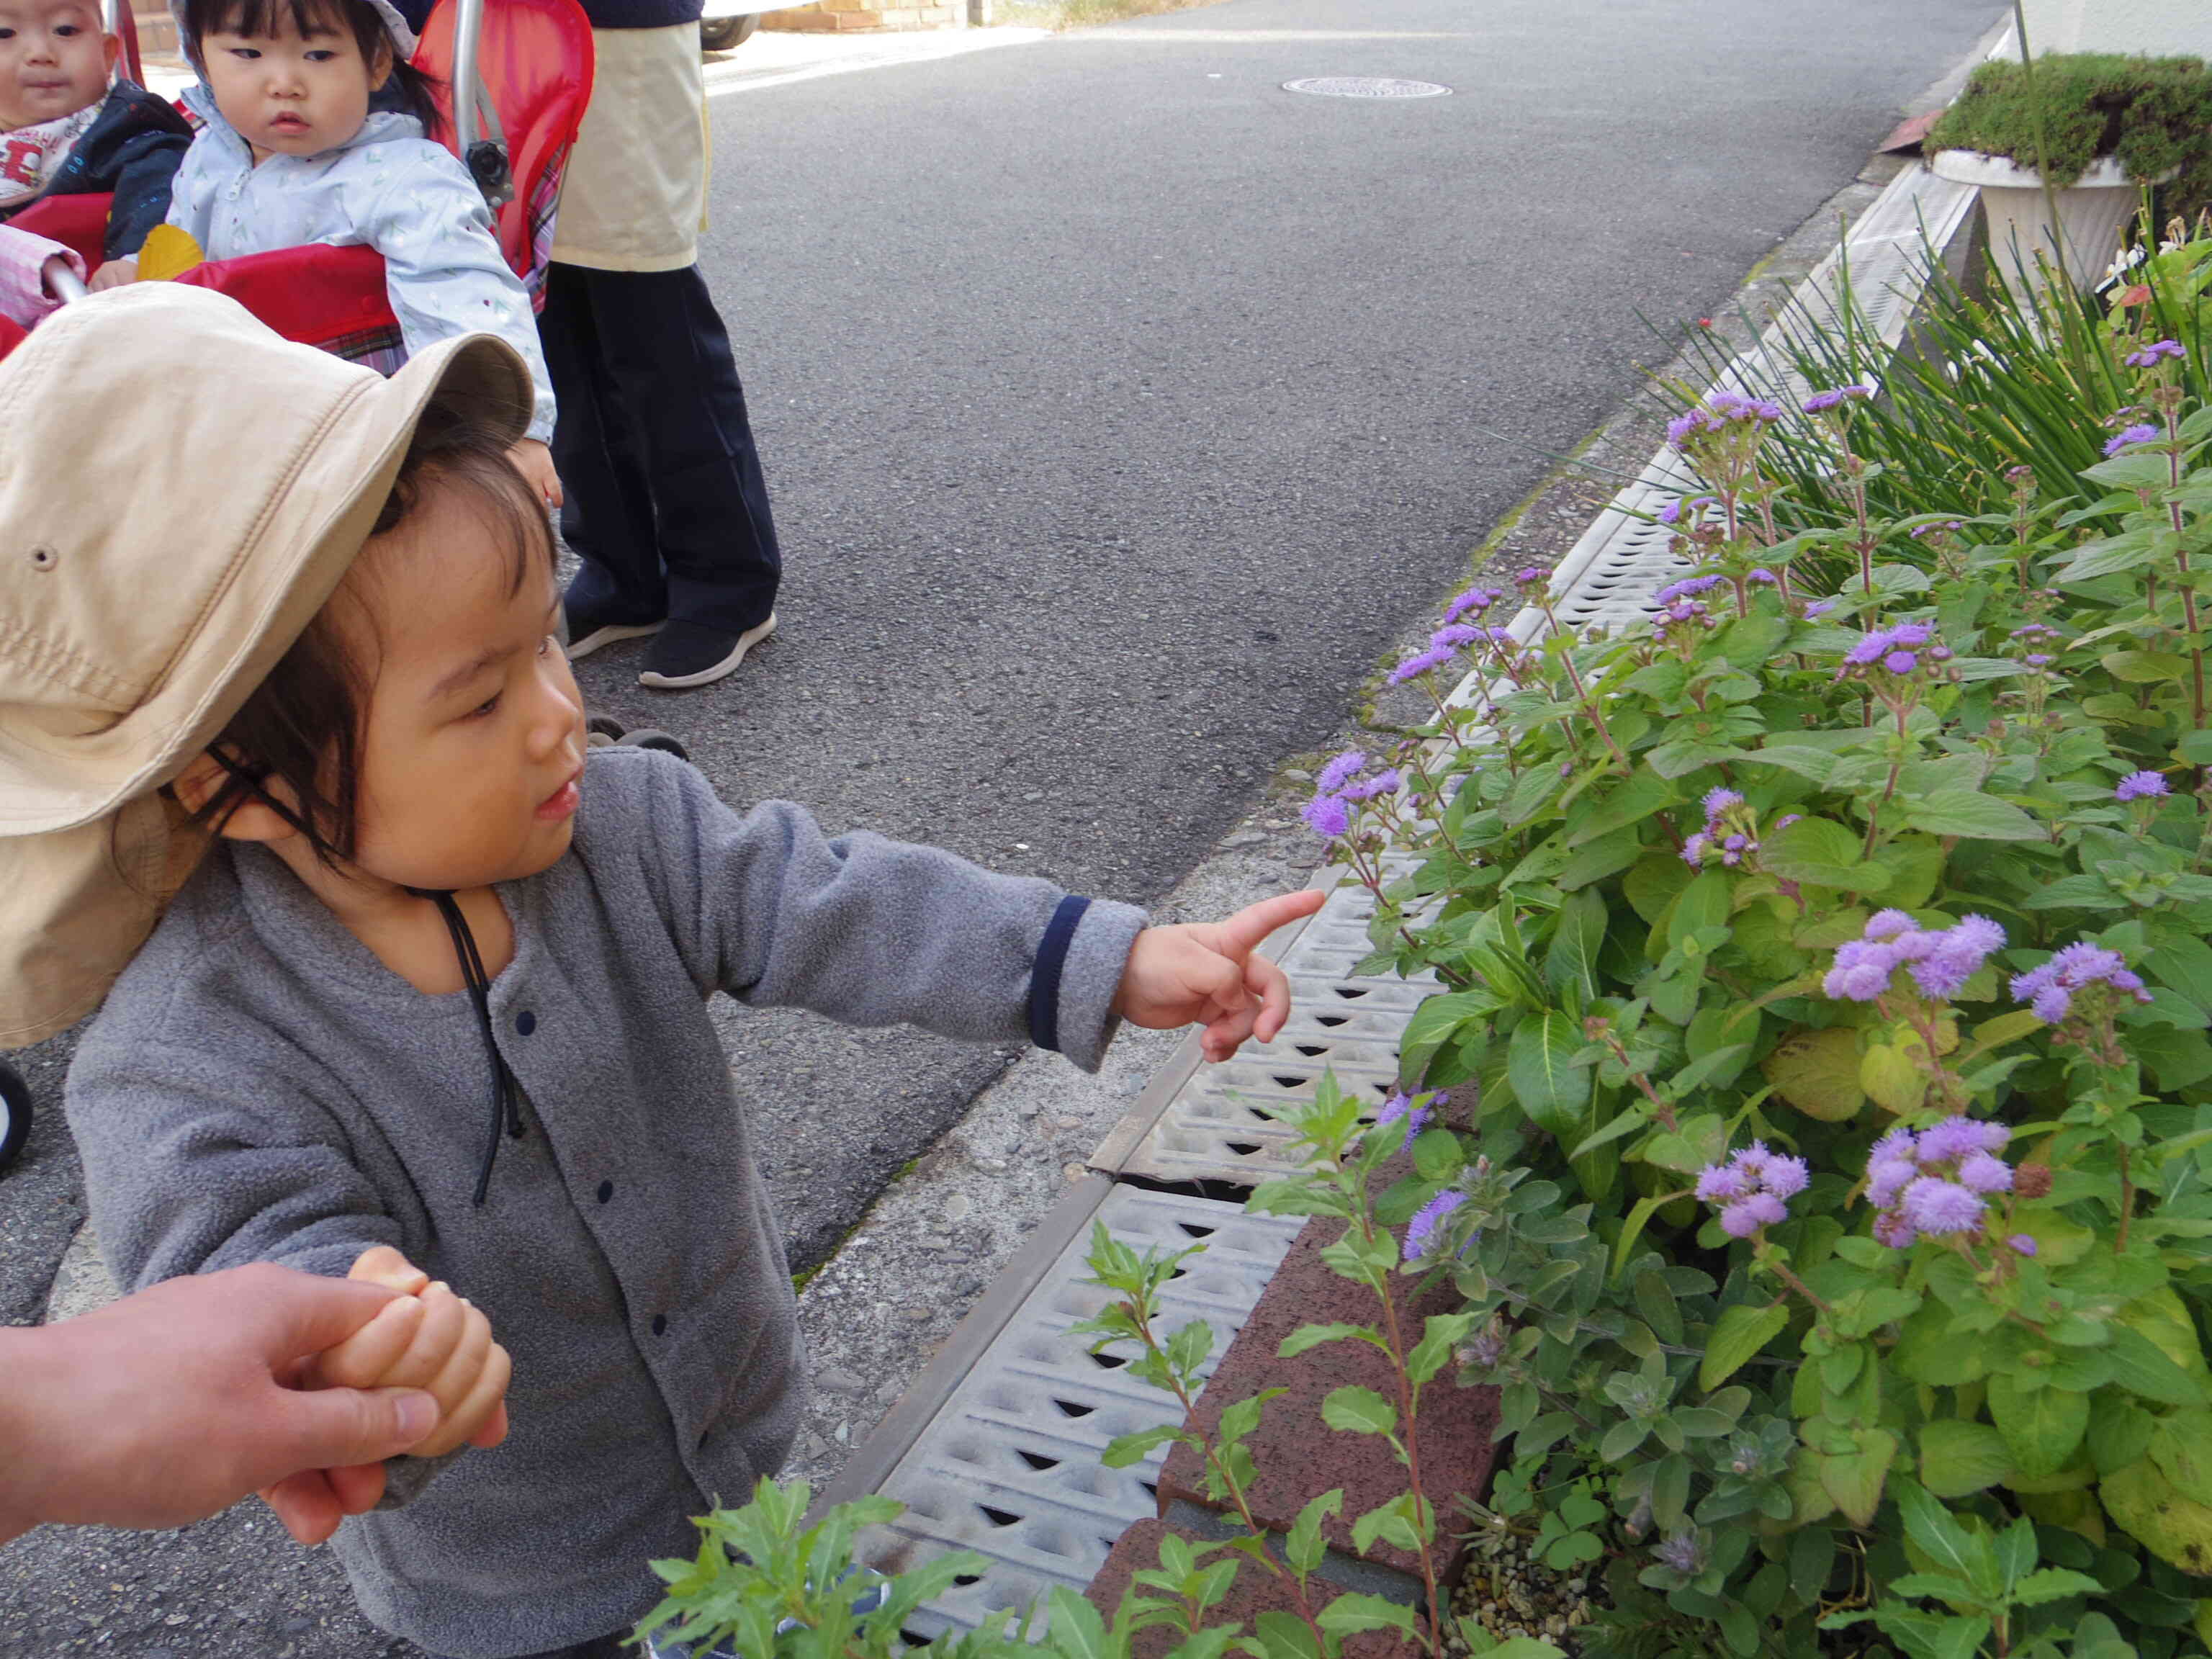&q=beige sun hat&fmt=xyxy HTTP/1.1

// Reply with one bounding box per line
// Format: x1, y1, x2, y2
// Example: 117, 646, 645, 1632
0, 284, 532, 1047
